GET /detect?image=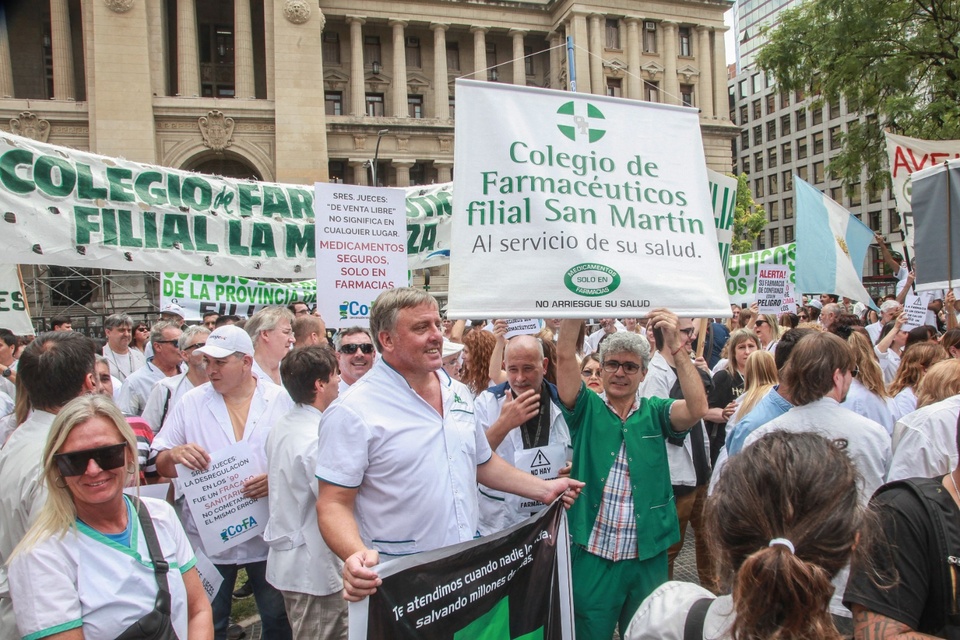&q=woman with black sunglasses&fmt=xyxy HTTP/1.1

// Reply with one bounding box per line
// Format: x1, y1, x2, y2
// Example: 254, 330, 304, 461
7, 395, 212, 640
